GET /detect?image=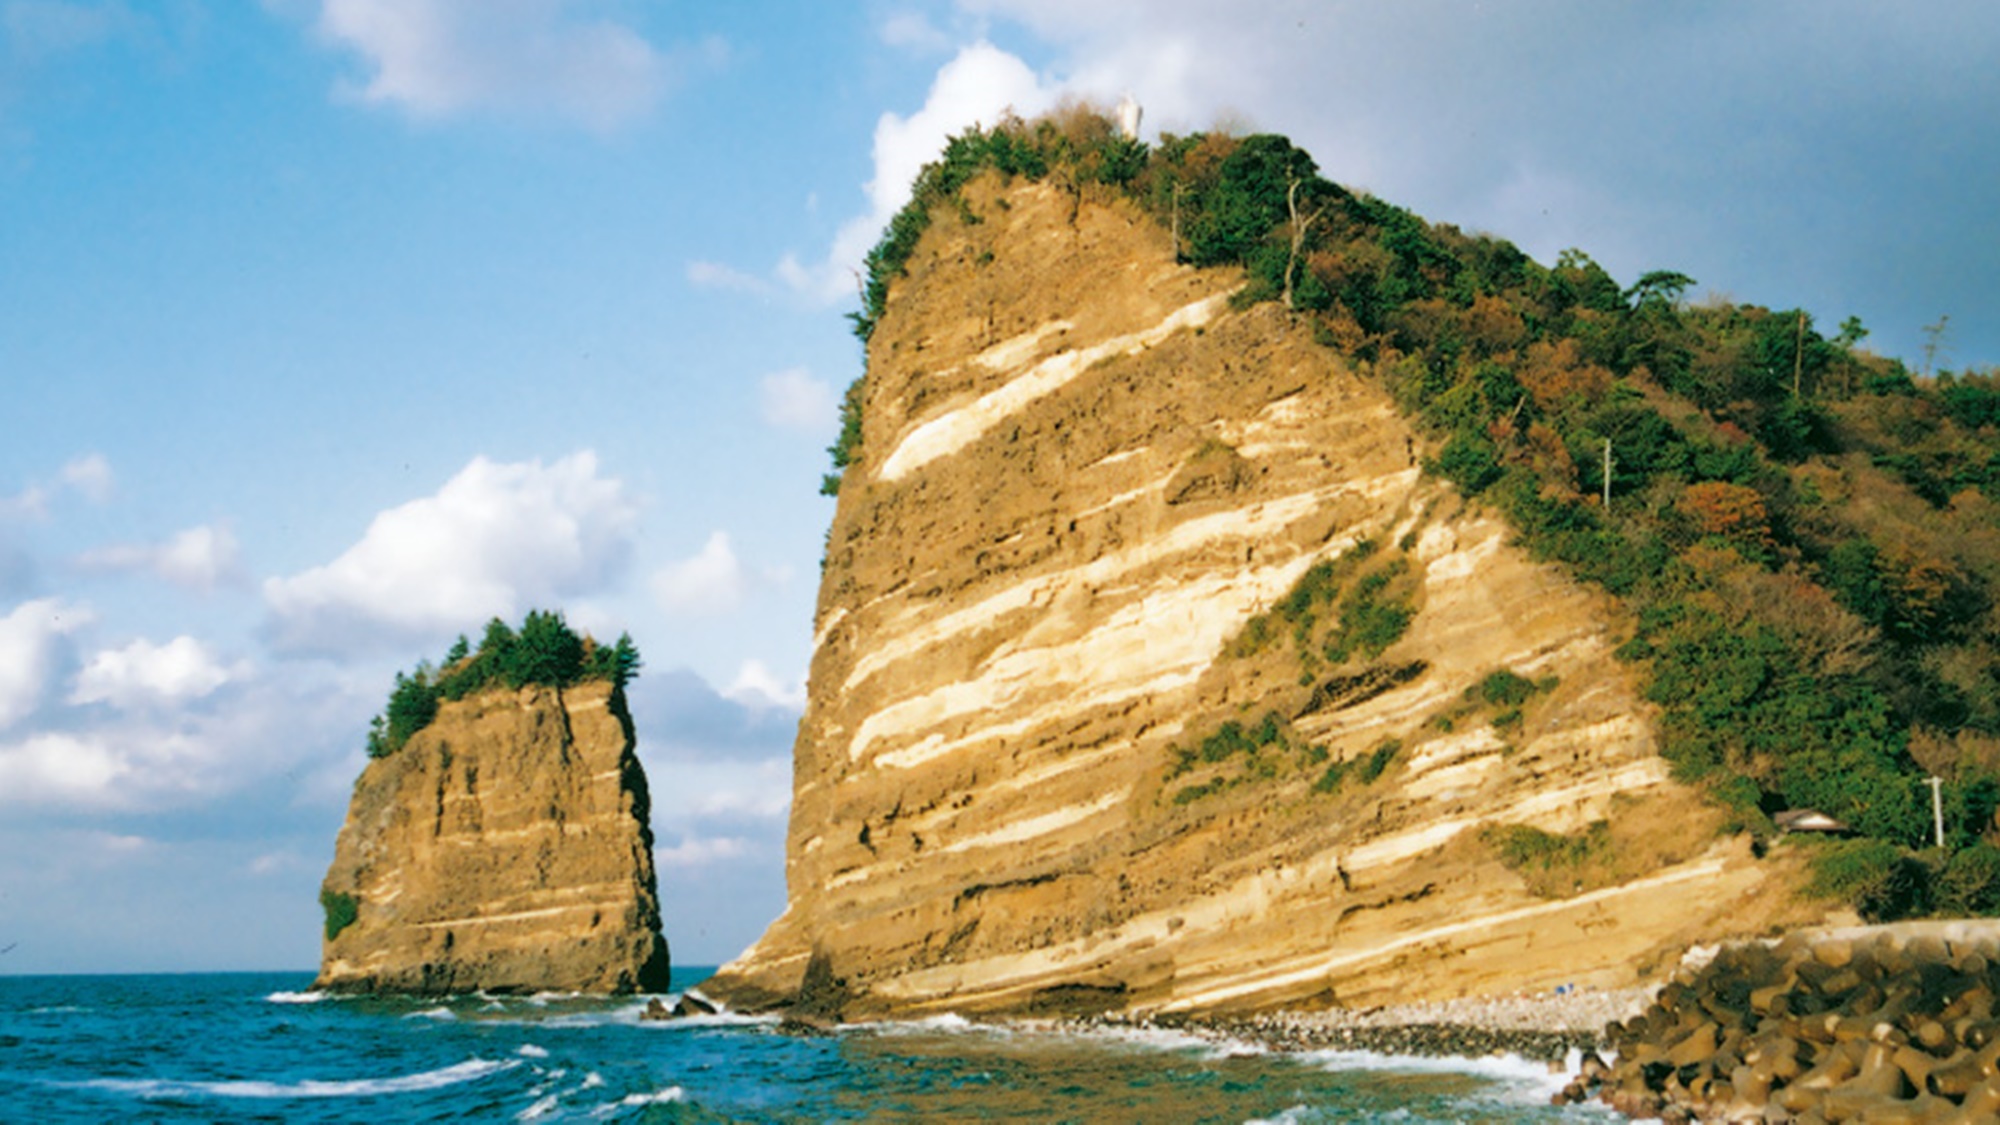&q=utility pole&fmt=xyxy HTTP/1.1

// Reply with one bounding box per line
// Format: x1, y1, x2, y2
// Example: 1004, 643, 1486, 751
1603, 439, 1613, 511
1929, 776, 1946, 850
1793, 310, 1806, 397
